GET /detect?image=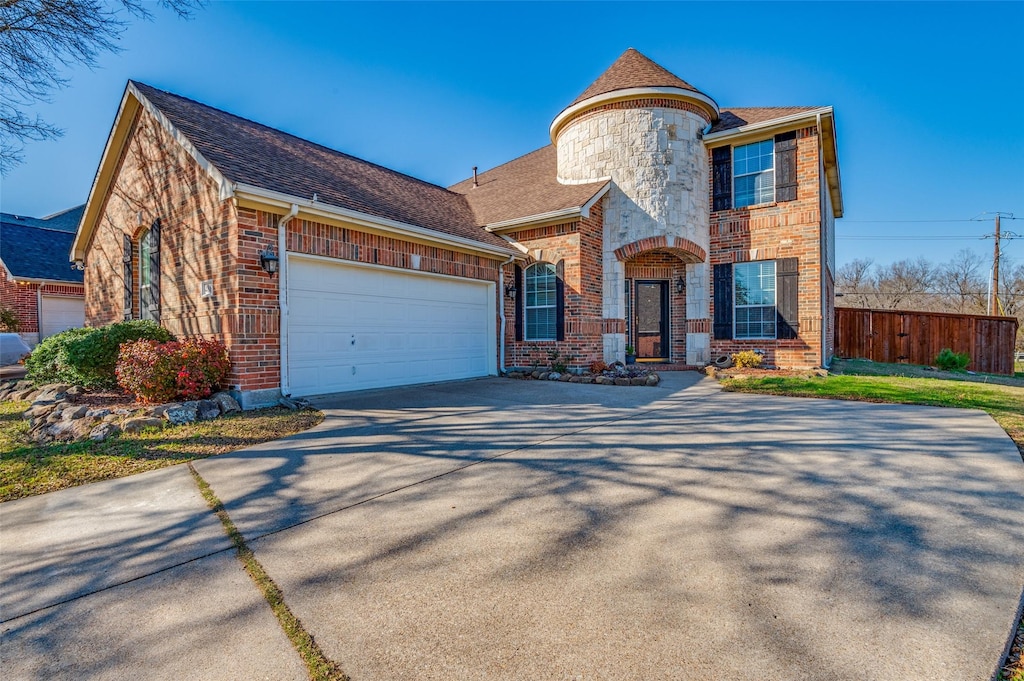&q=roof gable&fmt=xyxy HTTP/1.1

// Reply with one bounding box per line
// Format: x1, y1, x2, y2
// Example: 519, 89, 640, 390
0, 217, 83, 283
569, 48, 709, 107
710, 107, 825, 134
